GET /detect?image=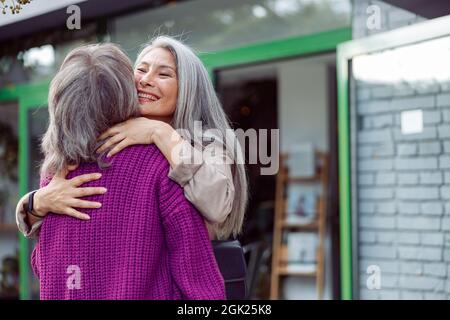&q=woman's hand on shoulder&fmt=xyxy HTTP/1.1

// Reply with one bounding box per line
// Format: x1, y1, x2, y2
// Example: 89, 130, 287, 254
96, 117, 165, 157
34, 165, 106, 220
